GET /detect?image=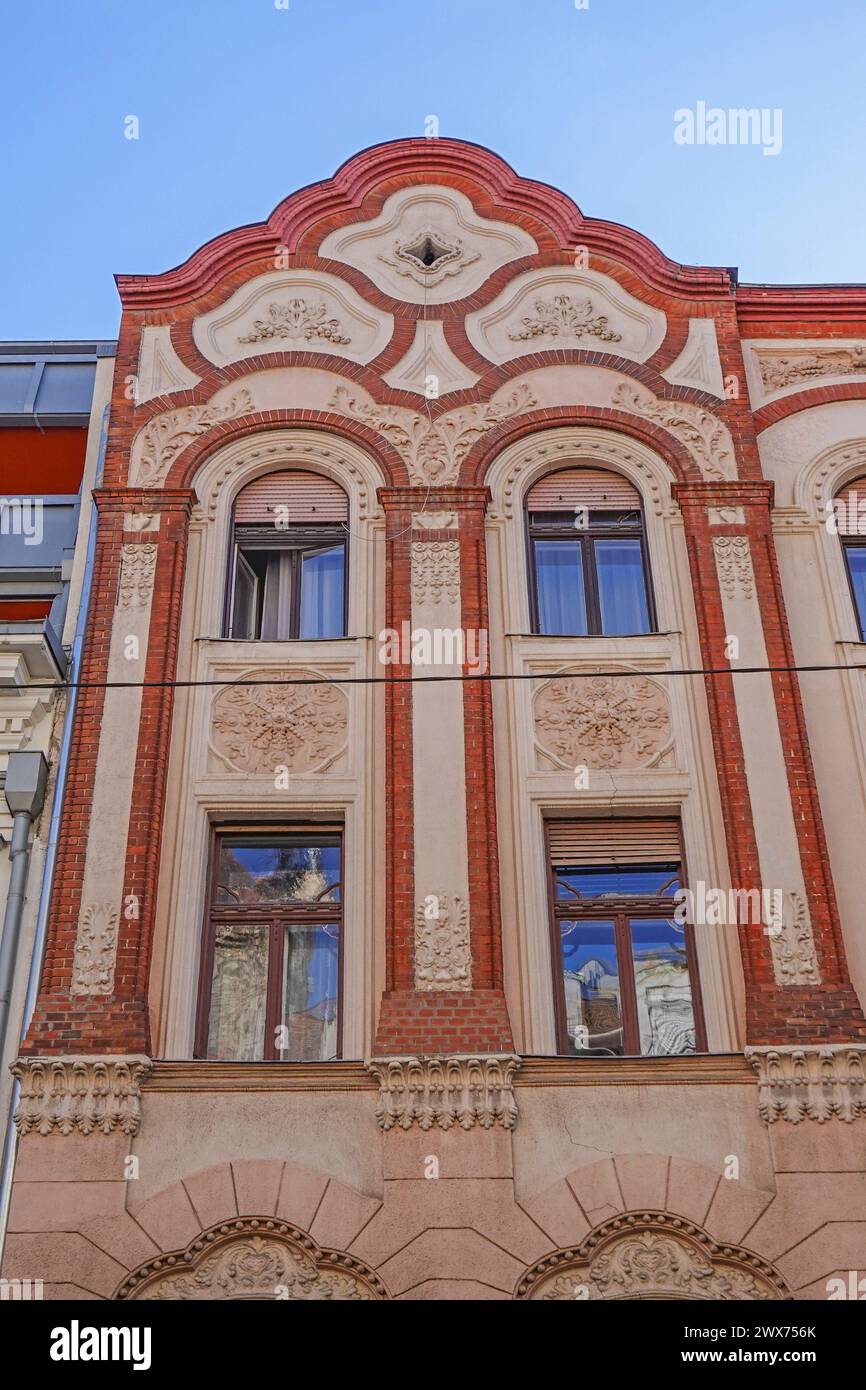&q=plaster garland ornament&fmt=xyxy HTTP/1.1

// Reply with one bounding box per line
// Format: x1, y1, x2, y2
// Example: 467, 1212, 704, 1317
507, 294, 623, 345
366, 1055, 521, 1131
210, 669, 348, 775
135, 389, 254, 487
410, 541, 461, 606
758, 345, 866, 393
745, 1045, 866, 1123
378, 227, 480, 287
517, 1213, 787, 1300
767, 890, 821, 987
414, 892, 472, 991
117, 1219, 387, 1301
533, 671, 673, 770
12, 1057, 153, 1137
70, 902, 119, 995
117, 543, 158, 609
611, 382, 734, 481
238, 299, 351, 346
712, 534, 755, 599
327, 382, 537, 486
